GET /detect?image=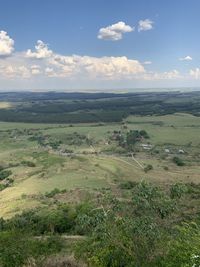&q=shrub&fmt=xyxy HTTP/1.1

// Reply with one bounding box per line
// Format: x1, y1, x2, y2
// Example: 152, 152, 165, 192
170, 183, 188, 199
144, 164, 153, 172
4, 205, 76, 235
0, 184, 7, 191
0, 231, 63, 267
0, 170, 12, 180
21, 161, 36, 167
119, 181, 138, 189
139, 130, 150, 139
172, 157, 185, 166
45, 188, 66, 198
